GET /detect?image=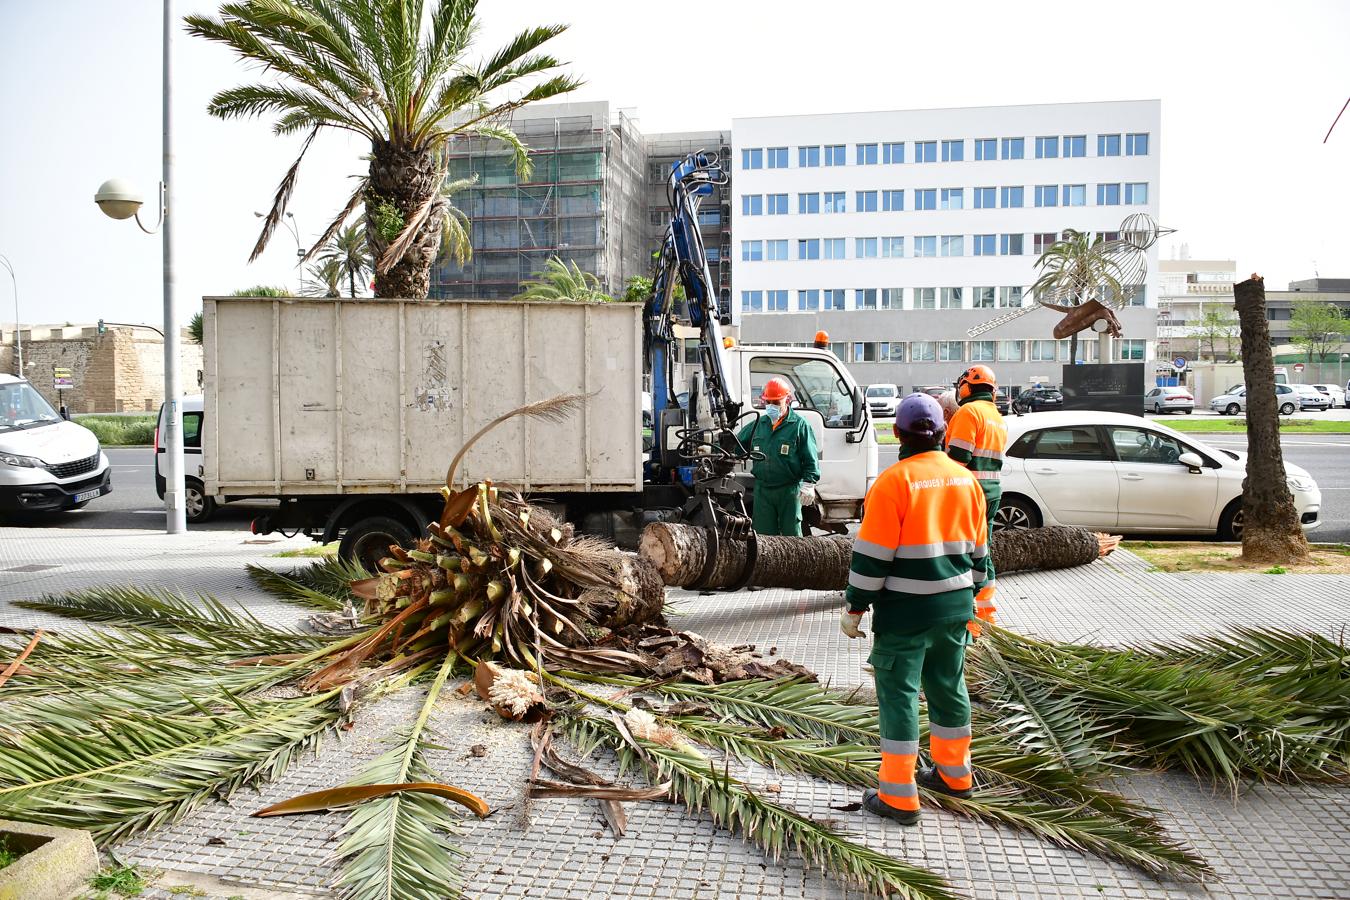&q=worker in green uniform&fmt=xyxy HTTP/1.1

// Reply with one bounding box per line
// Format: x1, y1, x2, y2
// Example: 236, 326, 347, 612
737, 376, 820, 536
